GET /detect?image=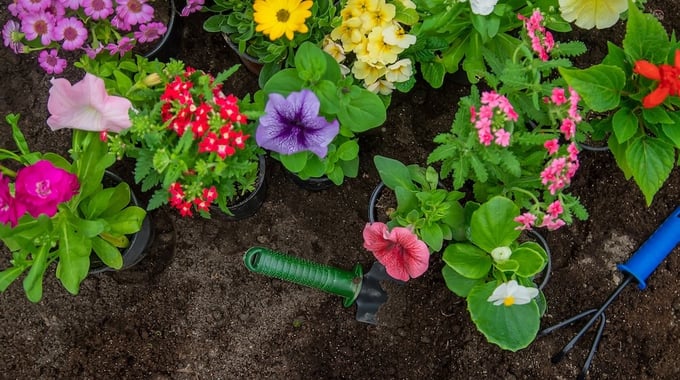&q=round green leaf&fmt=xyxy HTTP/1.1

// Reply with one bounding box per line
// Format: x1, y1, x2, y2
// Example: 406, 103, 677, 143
442, 243, 492, 280
511, 246, 546, 277
469, 196, 521, 252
